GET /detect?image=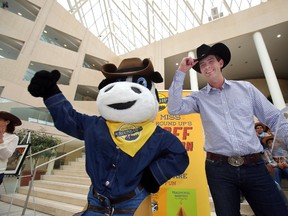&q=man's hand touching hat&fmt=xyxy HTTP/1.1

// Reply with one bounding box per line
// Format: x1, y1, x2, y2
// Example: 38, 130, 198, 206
178, 57, 198, 73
